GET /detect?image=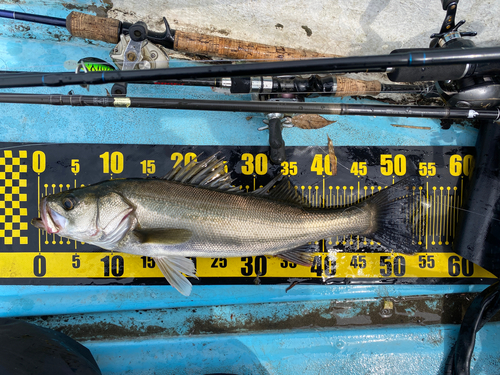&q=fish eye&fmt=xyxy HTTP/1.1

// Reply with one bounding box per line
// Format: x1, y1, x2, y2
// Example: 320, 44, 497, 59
62, 196, 77, 210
